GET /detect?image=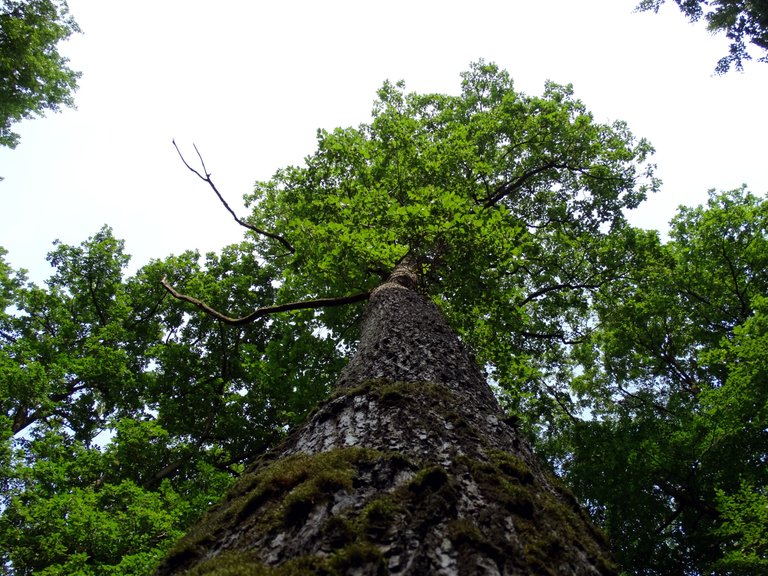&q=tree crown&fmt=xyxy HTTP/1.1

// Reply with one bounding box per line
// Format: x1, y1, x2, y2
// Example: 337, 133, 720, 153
0, 0, 80, 148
